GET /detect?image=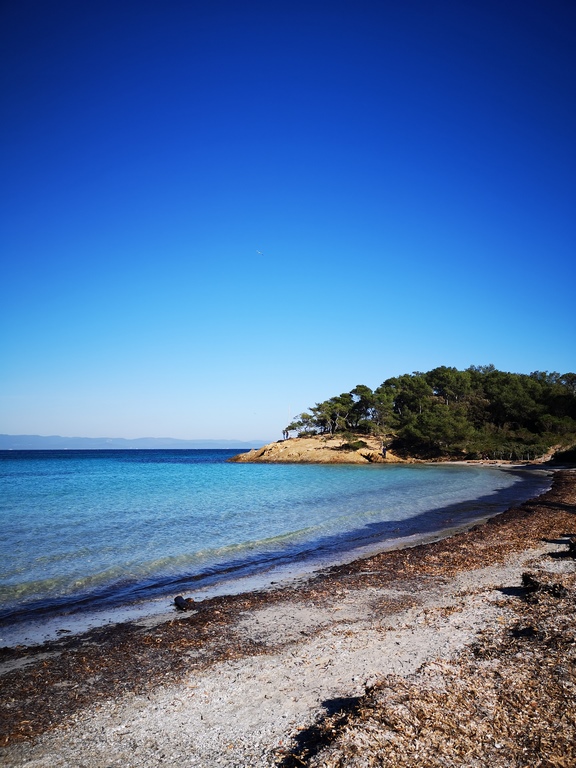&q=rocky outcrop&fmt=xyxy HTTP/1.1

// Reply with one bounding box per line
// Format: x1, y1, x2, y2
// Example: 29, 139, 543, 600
229, 435, 407, 464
